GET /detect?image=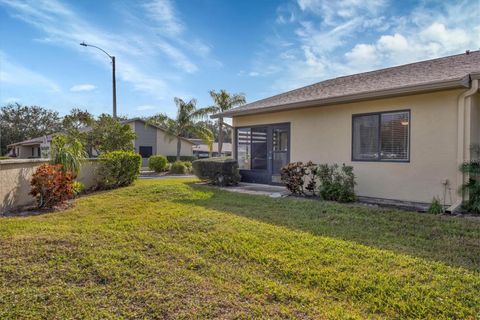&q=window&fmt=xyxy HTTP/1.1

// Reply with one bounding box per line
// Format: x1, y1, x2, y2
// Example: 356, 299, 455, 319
352, 110, 410, 161
139, 146, 153, 158
237, 128, 251, 169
